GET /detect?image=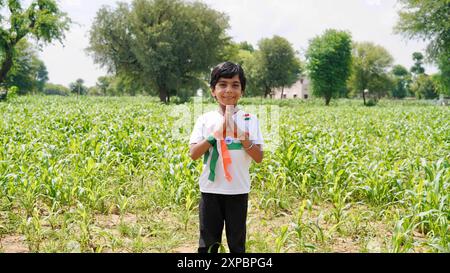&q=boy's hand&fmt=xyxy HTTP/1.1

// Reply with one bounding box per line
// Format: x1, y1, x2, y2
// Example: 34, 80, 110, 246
212, 105, 248, 140
212, 106, 233, 139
